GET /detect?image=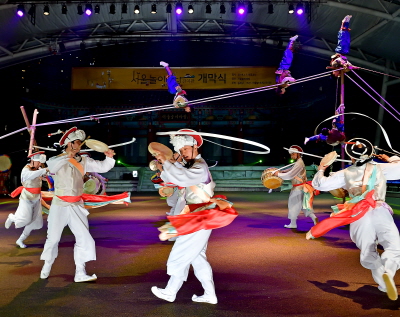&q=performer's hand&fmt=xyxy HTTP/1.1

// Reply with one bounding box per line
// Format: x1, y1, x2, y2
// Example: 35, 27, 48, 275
155, 152, 166, 163
273, 171, 279, 176
318, 164, 329, 172
104, 149, 115, 157
375, 154, 390, 162
172, 152, 182, 163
